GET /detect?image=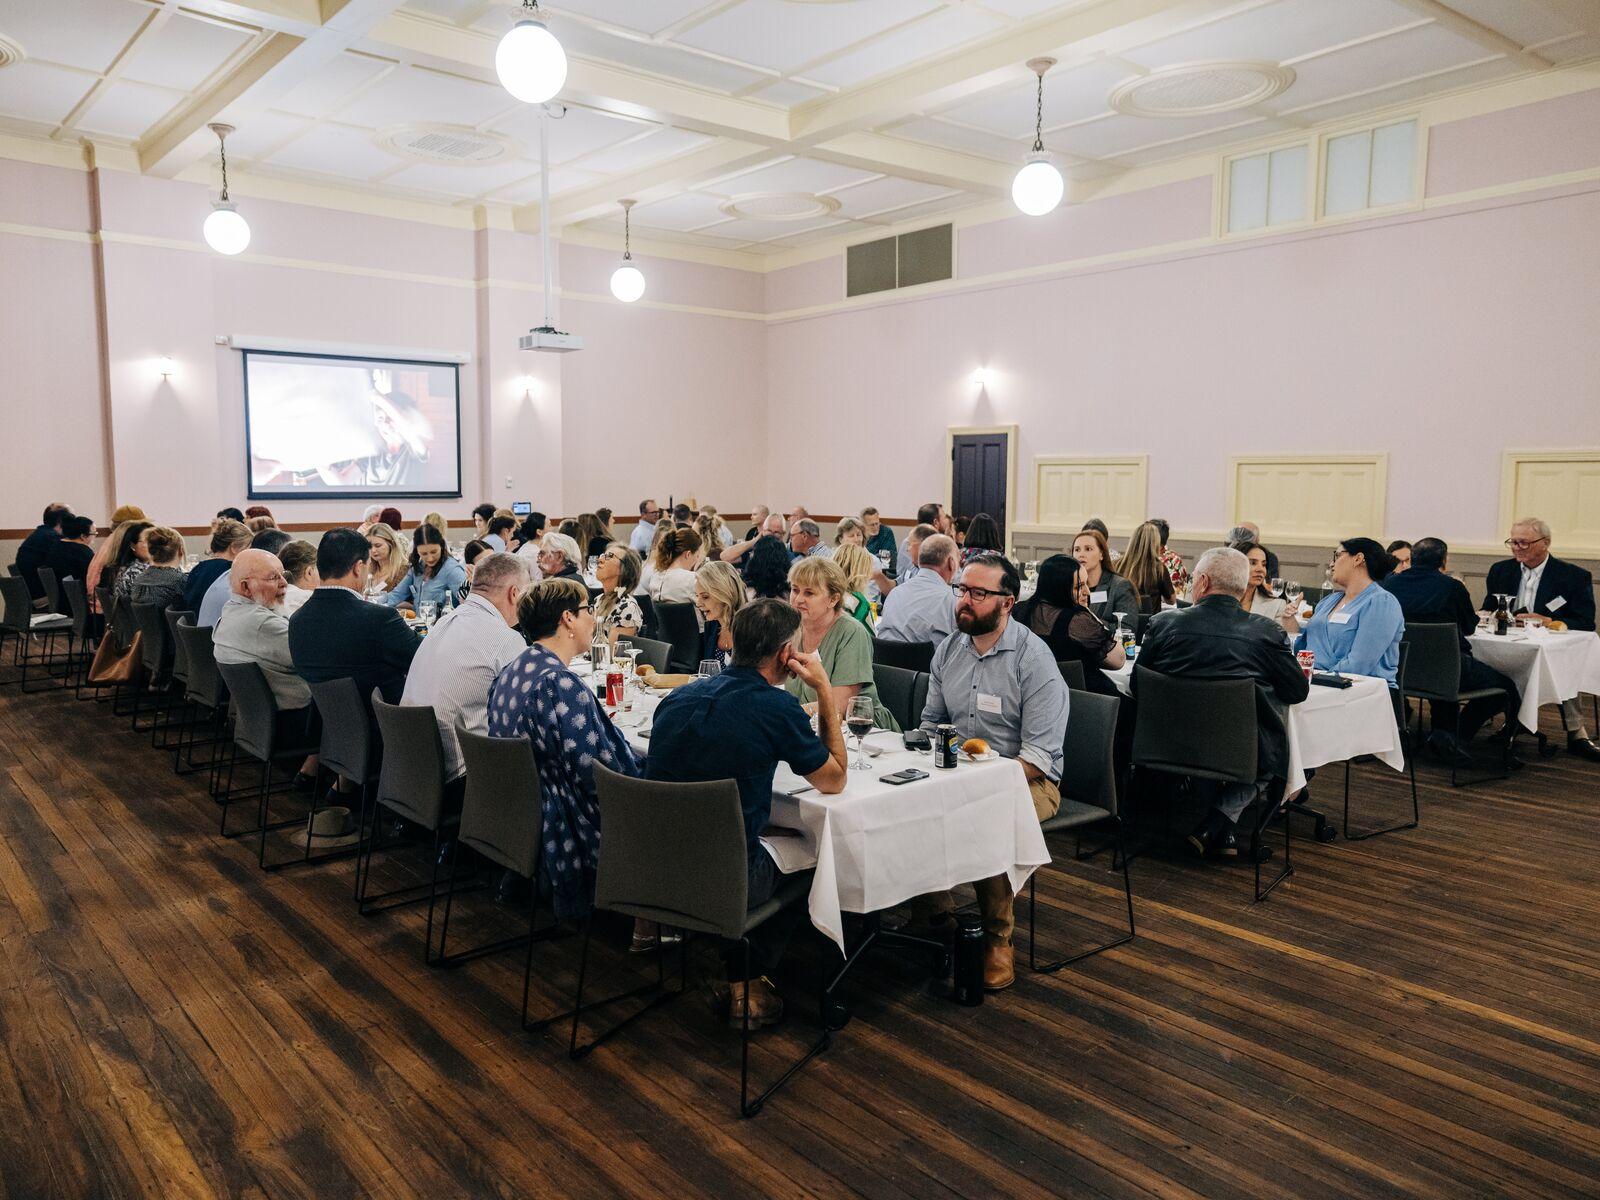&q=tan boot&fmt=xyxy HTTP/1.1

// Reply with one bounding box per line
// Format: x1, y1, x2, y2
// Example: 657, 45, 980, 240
983, 940, 1014, 991
727, 976, 785, 1029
